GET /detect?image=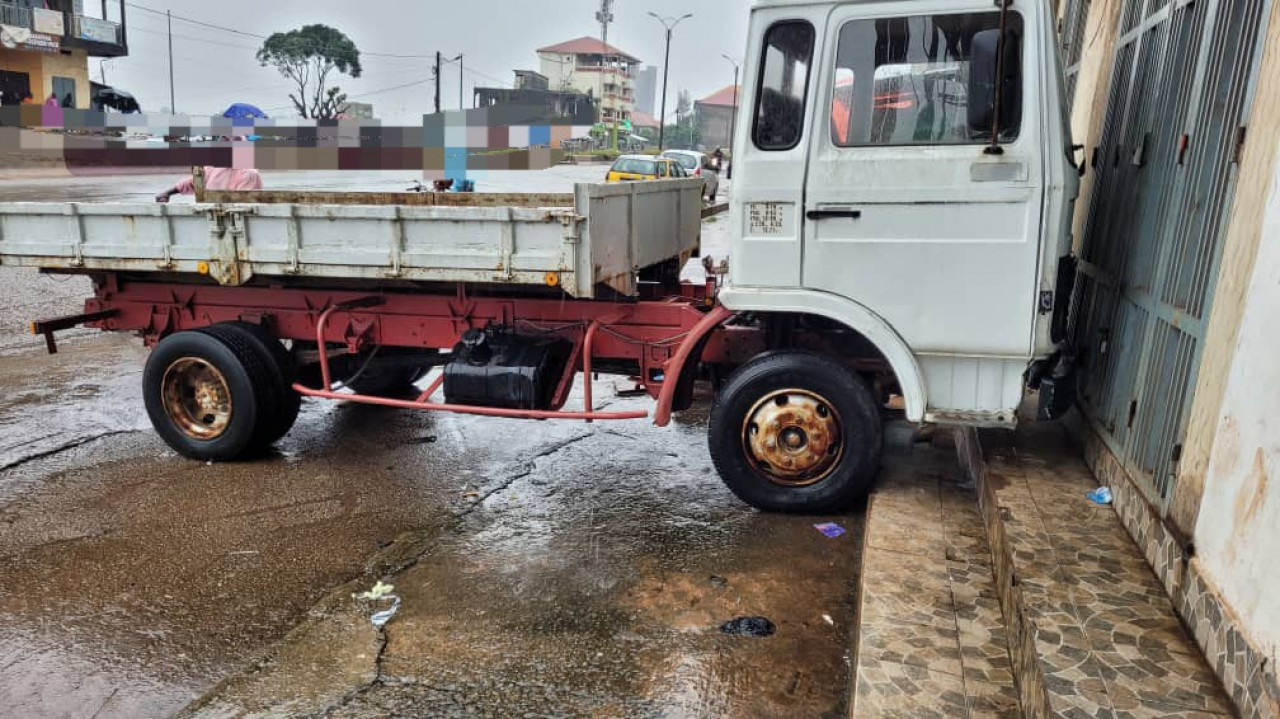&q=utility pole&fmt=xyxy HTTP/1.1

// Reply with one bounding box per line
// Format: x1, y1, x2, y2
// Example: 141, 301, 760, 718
648, 12, 692, 151
166, 10, 175, 113
434, 51, 442, 114
596, 0, 615, 149
722, 55, 740, 154
455, 54, 464, 110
